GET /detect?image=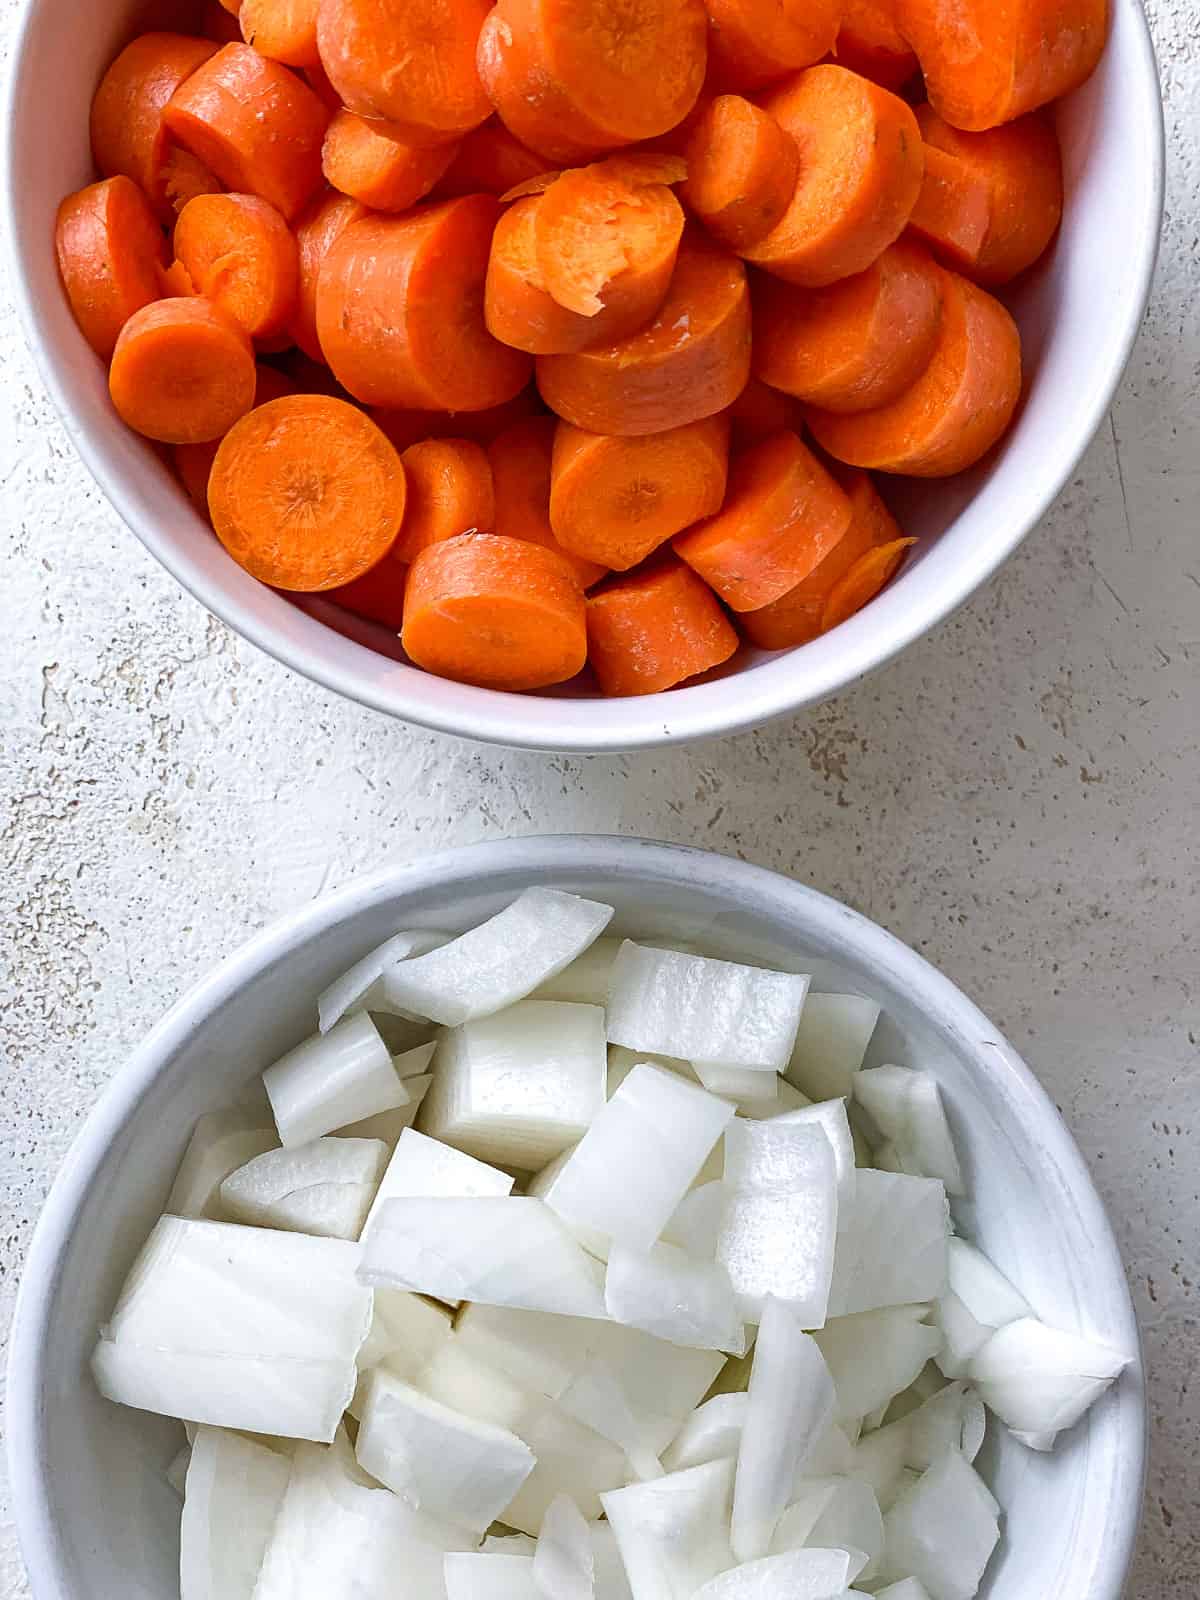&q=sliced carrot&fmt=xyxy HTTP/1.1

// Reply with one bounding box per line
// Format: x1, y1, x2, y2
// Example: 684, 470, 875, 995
173, 191, 299, 339
476, 0, 708, 162
753, 238, 943, 413
681, 96, 799, 253
894, 0, 1109, 131
174, 361, 296, 507
806, 268, 1022, 476
316, 195, 532, 410
744, 65, 924, 288
201, 0, 246, 44
911, 106, 1064, 286
550, 415, 729, 571
487, 417, 606, 588
289, 189, 366, 361
725, 376, 806, 449
537, 229, 751, 436
321, 111, 460, 211
109, 297, 256, 444
822, 536, 916, 629
208, 394, 407, 588
240, 0, 320, 67
674, 429, 853, 610
834, 0, 919, 91
164, 43, 329, 221
402, 533, 587, 691
316, 0, 492, 142
586, 557, 738, 695
436, 119, 556, 198
371, 389, 544, 453
329, 555, 410, 629
487, 197, 604, 356
55, 177, 167, 359
704, 0, 840, 93
392, 438, 496, 565
90, 33, 219, 222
